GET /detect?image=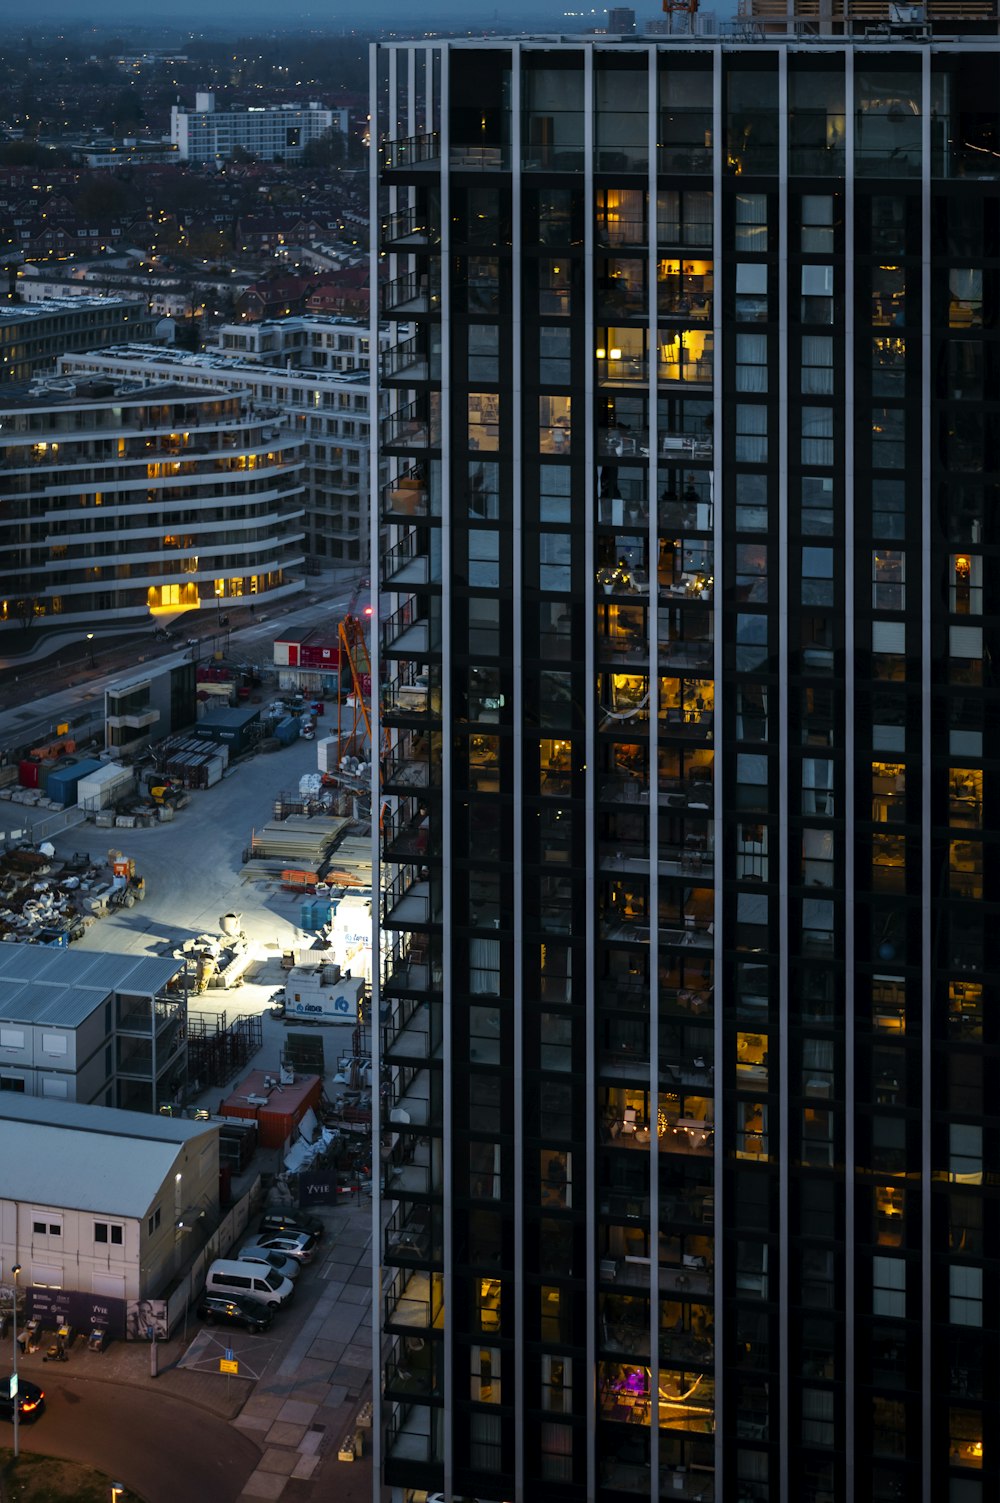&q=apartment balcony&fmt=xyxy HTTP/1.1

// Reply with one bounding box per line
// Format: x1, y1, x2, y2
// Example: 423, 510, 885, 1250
384, 1341, 442, 1400
383, 530, 440, 591
384, 1137, 441, 1198
382, 869, 441, 929
662, 986, 715, 1021
383, 996, 442, 1064
381, 334, 437, 385
381, 601, 441, 659
597, 704, 713, 745
384, 1264, 444, 1332
602, 1462, 714, 1502
382, 273, 441, 318
597, 775, 714, 813
449, 142, 511, 170
384, 1399, 441, 1469
598, 843, 714, 883
599, 913, 715, 949
386, 1066, 436, 1131
381, 132, 441, 171
381, 207, 441, 249
658, 496, 714, 533
381, 670, 441, 723
599, 1254, 713, 1297
596, 624, 714, 674
382, 799, 439, 863
381, 751, 442, 799
598, 428, 713, 462
384, 1202, 441, 1265
596, 214, 647, 249
382, 467, 439, 520
381, 400, 441, 452
600, 1320, 652, 1359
